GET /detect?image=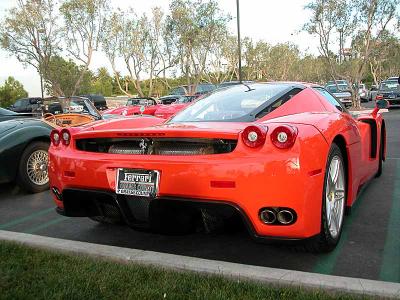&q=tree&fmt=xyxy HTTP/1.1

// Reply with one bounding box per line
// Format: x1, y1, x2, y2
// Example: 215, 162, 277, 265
60, 0, 109, 96
102, 7, 178, 97
304, 0, 399, 108
91, 67, 113, 96
0, 0, 61, 96
0, 77, 28, 108
167, 0, 230, 93
44, 55, 93, 96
